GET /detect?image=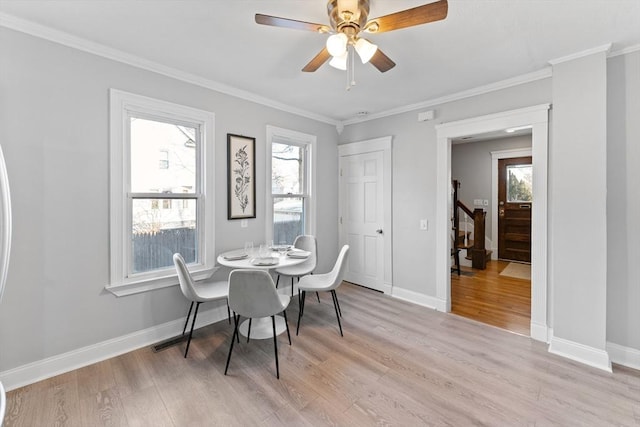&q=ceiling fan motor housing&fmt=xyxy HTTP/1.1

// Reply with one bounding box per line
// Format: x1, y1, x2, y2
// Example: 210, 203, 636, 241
327, 0, 370, 37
